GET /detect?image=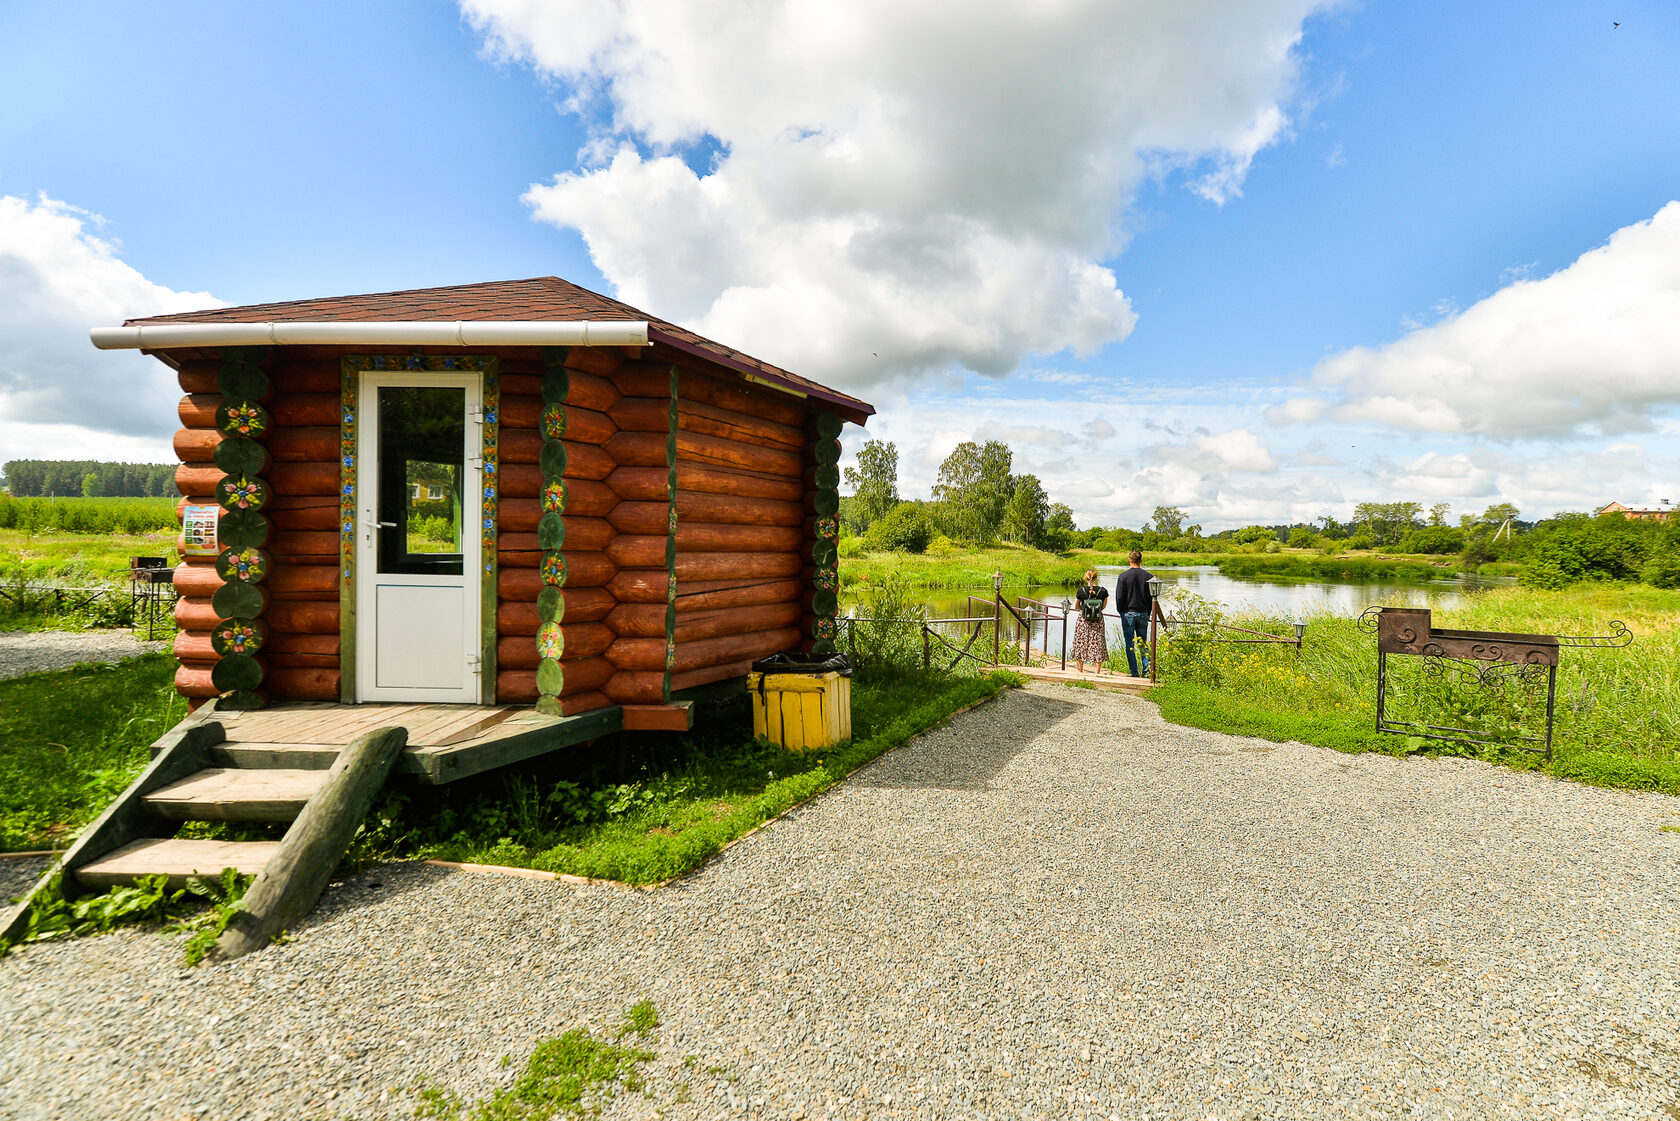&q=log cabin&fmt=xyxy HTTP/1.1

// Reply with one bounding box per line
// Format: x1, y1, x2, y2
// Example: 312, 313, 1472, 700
93, 276, 873, 748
